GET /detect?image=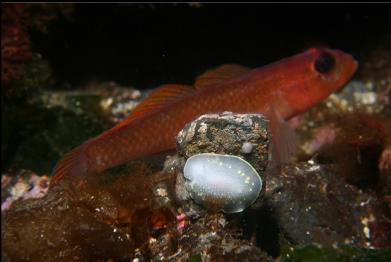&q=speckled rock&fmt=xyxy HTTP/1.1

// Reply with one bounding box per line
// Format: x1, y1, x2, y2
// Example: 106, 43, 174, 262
176, 112, 270, 179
